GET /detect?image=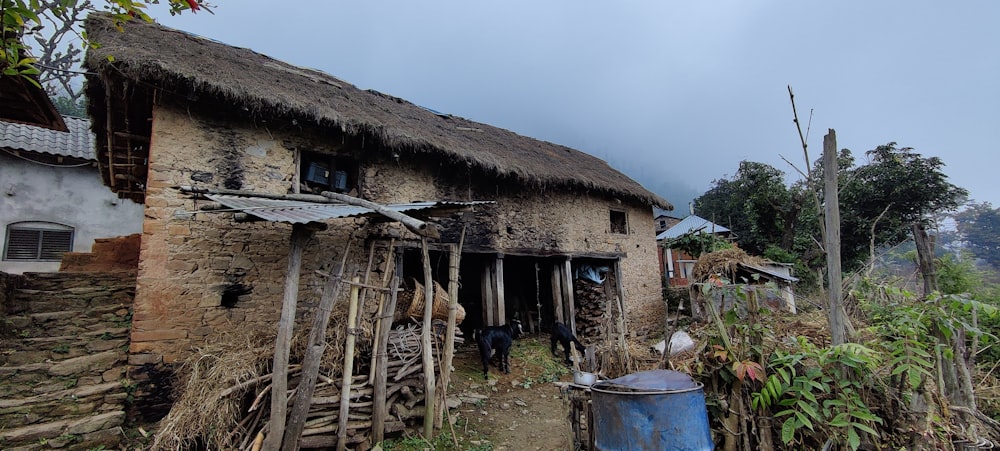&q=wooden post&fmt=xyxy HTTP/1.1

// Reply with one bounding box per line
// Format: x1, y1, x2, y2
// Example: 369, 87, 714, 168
496, 254, 506, 324
372, 255, 401, 443
483, 263, 496, 326
336, 276, 362, 451
823, 129, 846, 346
551, 263, 564, 325
439, 227, 466, 428
282, 254, 348, 451
264, 223, 313, 451
613, 259, 628, 325
420, 237, 437, 438
562, 259, 576, 335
